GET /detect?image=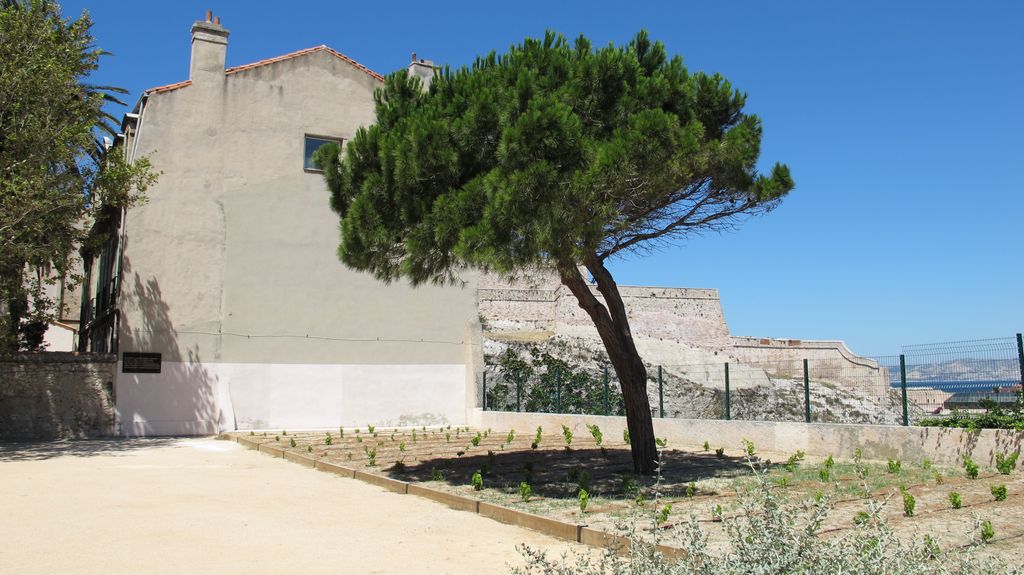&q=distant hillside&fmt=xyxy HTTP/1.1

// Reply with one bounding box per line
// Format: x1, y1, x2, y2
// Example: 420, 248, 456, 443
889, 358, 1020, 386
